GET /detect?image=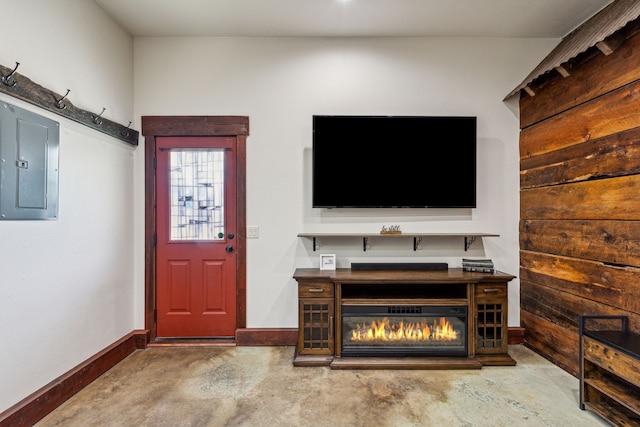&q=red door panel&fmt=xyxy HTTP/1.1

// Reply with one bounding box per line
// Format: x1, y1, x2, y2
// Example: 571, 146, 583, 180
167, 260, 191, 313
156, 136, 237, 338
